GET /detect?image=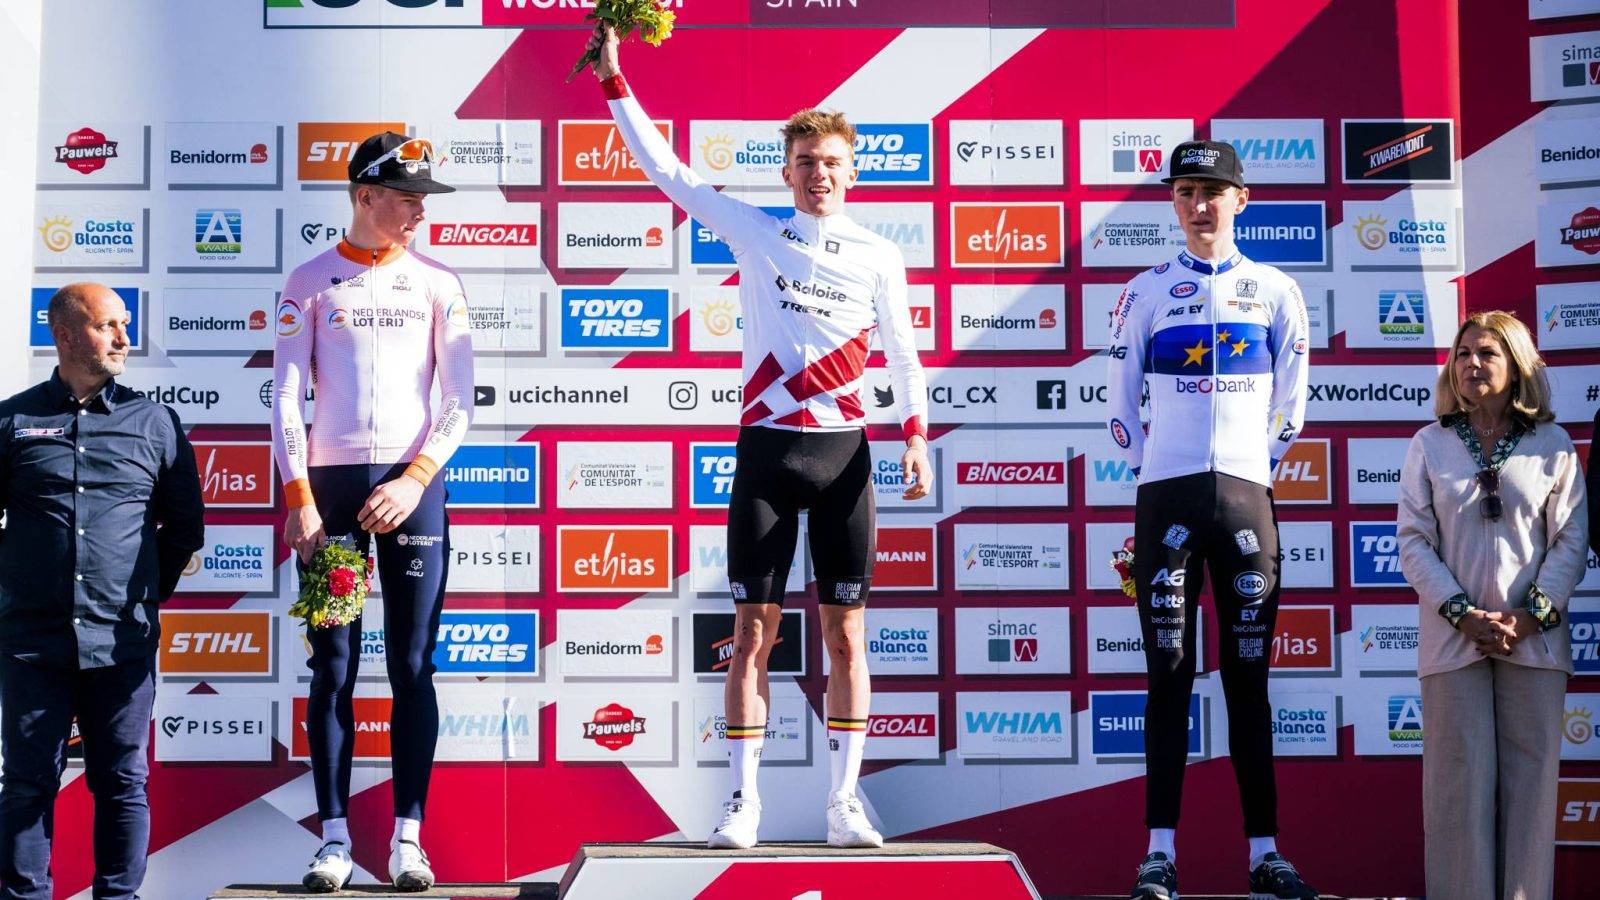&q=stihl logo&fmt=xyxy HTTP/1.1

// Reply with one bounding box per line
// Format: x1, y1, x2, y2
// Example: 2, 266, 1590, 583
159, 611, 272, 675
298, 122, 403, 182
557, 526, 673, 593
868, 714, 935, 736
1272, 439, 1331, 504
559, 120, 671, 185
430, 224, 537, 246
957, 462, 1064, 485
191, 442, 272, 507
951, 203, 1064, 267
1557, 780, 1600, 844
